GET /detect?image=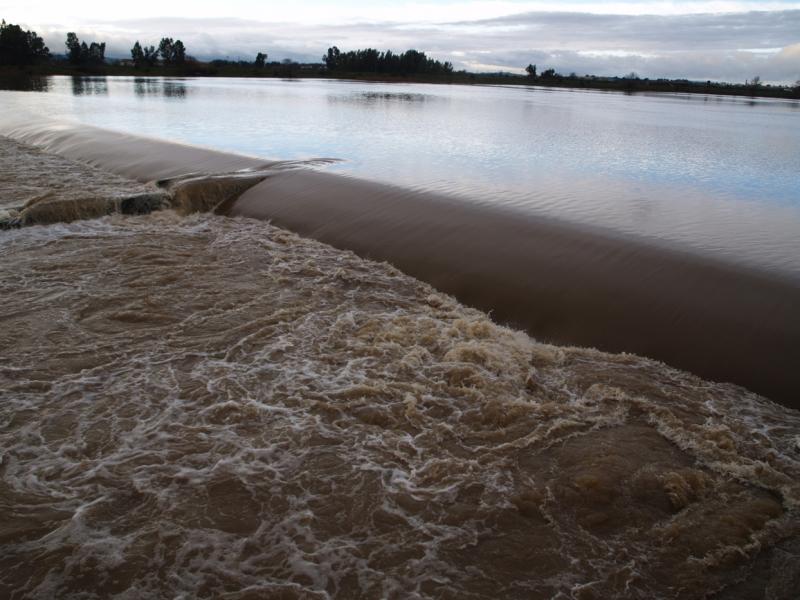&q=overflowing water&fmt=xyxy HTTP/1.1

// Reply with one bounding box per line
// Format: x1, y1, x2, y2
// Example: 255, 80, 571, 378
2, 208, 799, 599
1, 123, 797, 405
2, 81, 800, 598
1, 76, 799, 277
